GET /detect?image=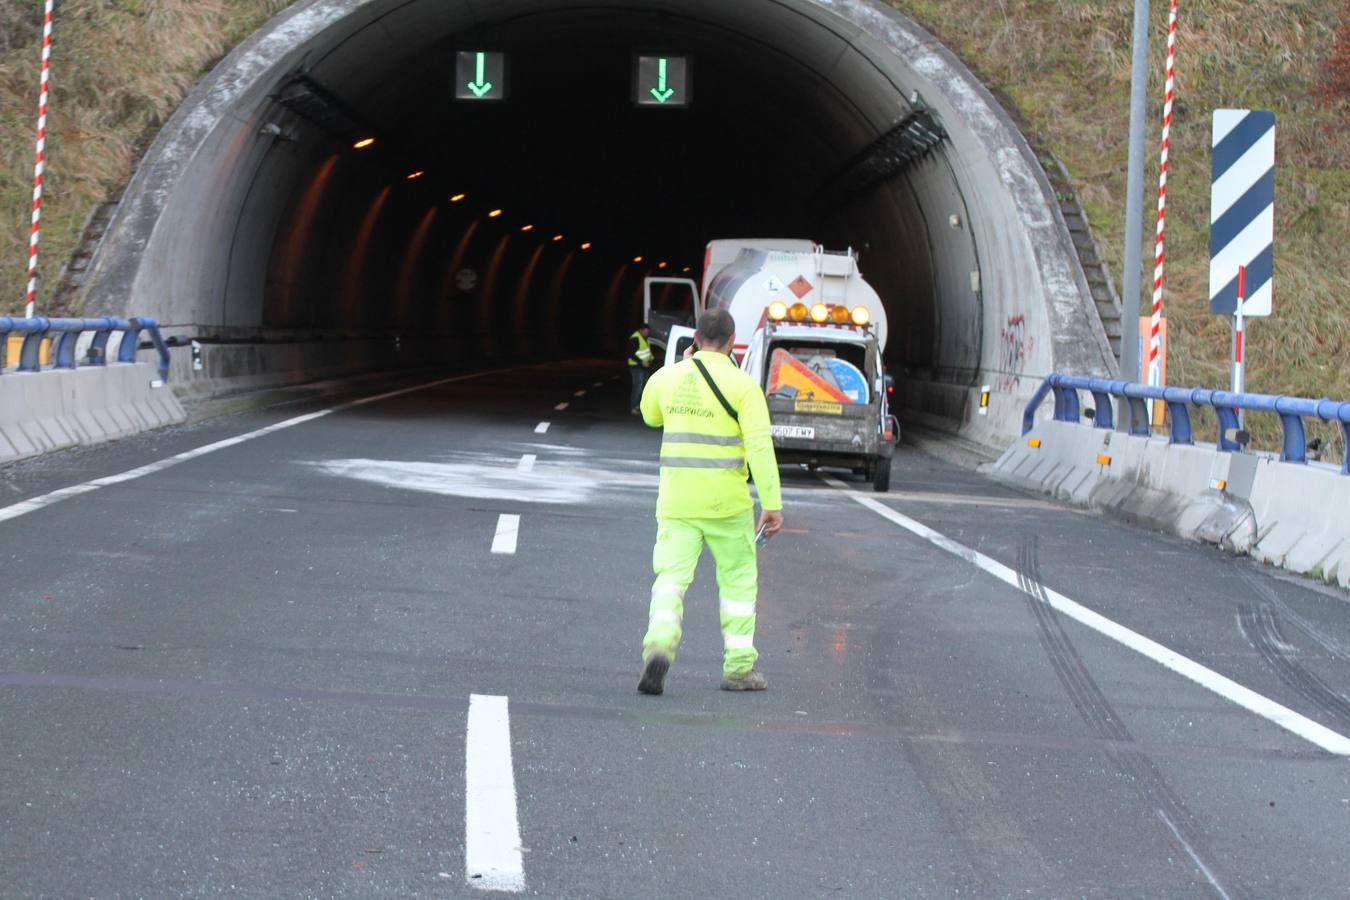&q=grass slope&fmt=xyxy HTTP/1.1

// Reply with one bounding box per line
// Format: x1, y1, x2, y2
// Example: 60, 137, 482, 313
895, 0, 1348, 450
1, 0, 1345, 448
